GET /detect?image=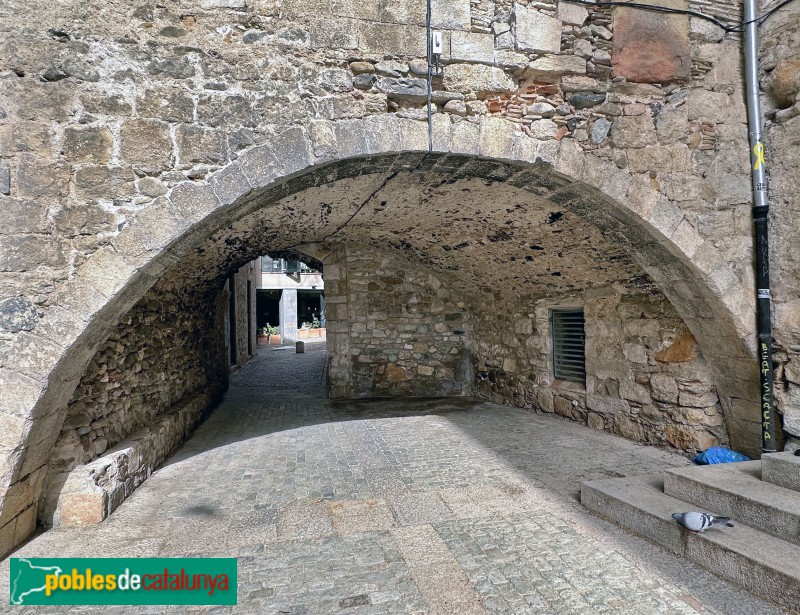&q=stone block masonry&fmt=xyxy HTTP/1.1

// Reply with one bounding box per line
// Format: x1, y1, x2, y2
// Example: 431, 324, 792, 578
41, 392, 214, 528
320, 243, 724, 454
0, 0, 794, 556
331, 246, 473, 399
38, 260, 256, 528
468, 269, 726, 454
